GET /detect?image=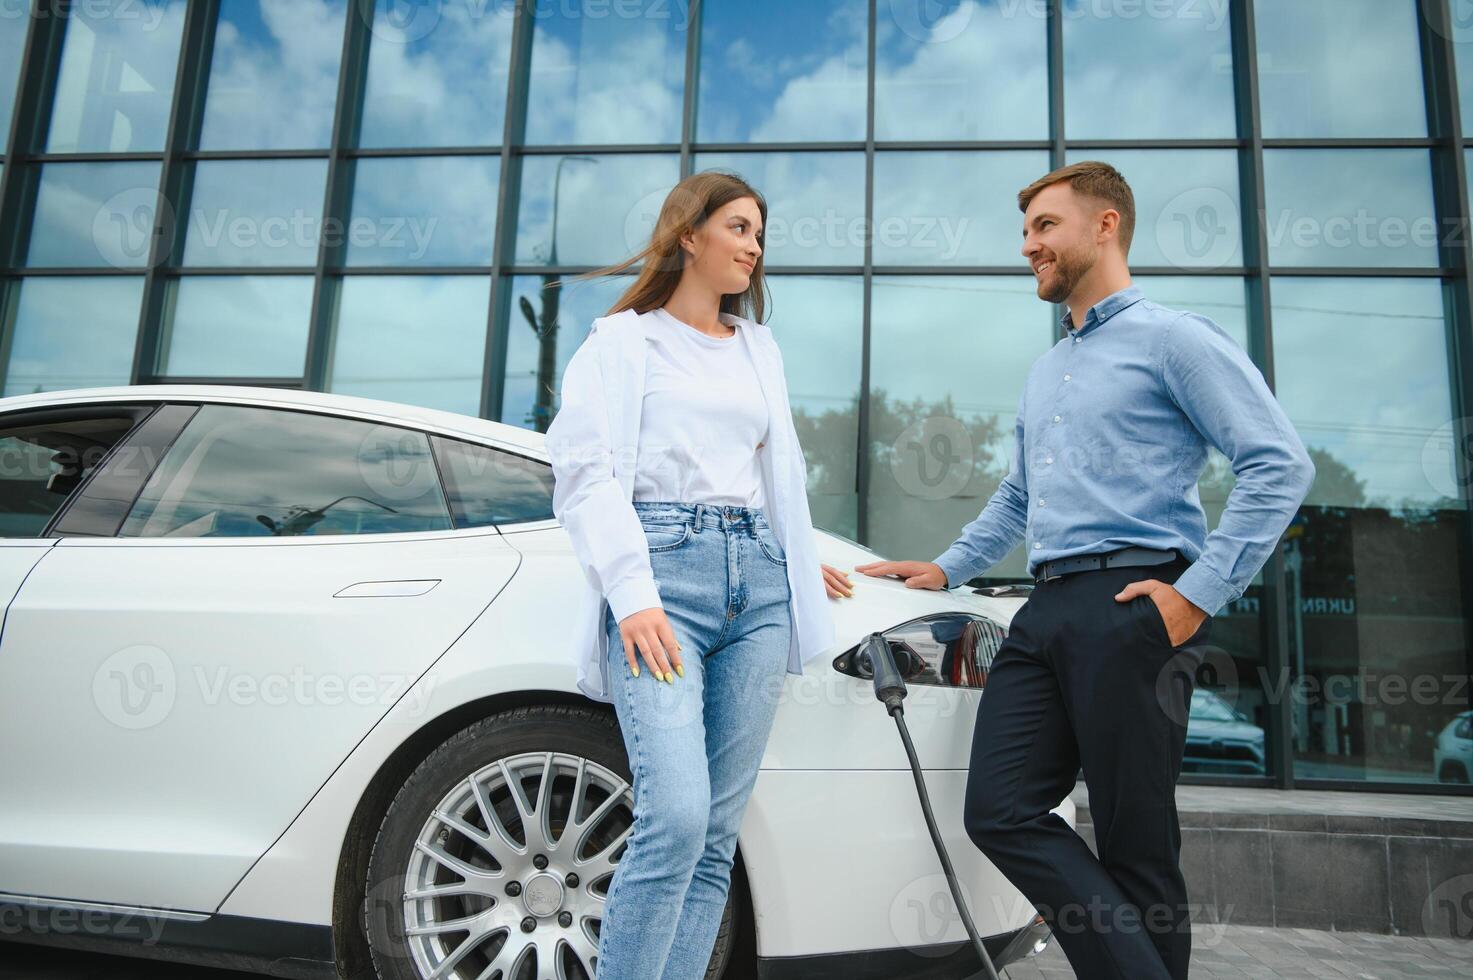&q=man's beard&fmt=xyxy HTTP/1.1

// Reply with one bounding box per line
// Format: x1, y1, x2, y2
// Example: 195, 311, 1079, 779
1036, 246, 1092, 304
